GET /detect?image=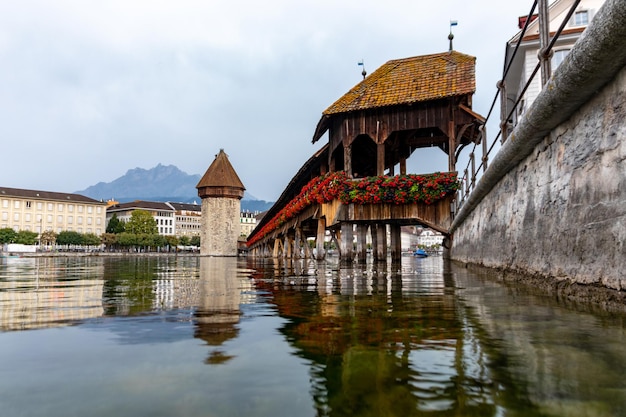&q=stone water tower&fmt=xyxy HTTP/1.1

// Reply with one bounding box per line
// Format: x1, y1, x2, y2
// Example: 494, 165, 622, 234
196, 149, 245, 256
